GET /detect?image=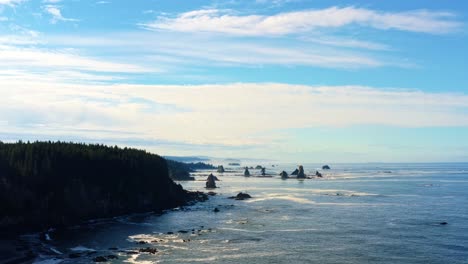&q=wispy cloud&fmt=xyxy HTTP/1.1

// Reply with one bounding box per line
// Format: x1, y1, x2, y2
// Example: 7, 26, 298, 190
43, 32, 388, 69
0, 45, 156, 73
0, 0, 23, 6
44, 5, 78, 24
142, 7, 462, 36
1, 81, 468, 150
